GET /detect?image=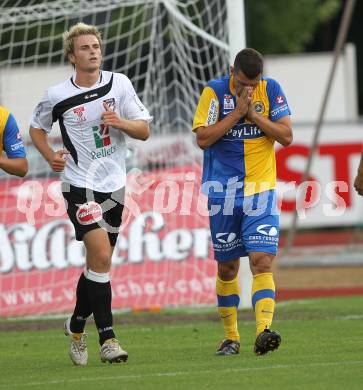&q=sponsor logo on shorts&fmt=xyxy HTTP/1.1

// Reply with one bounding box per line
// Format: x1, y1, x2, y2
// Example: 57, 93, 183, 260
213, 232, 242, 252
256, 224, 278, 237
247, 224, 279, 248
216, 232, 236, 243
76, 201, 103, 225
